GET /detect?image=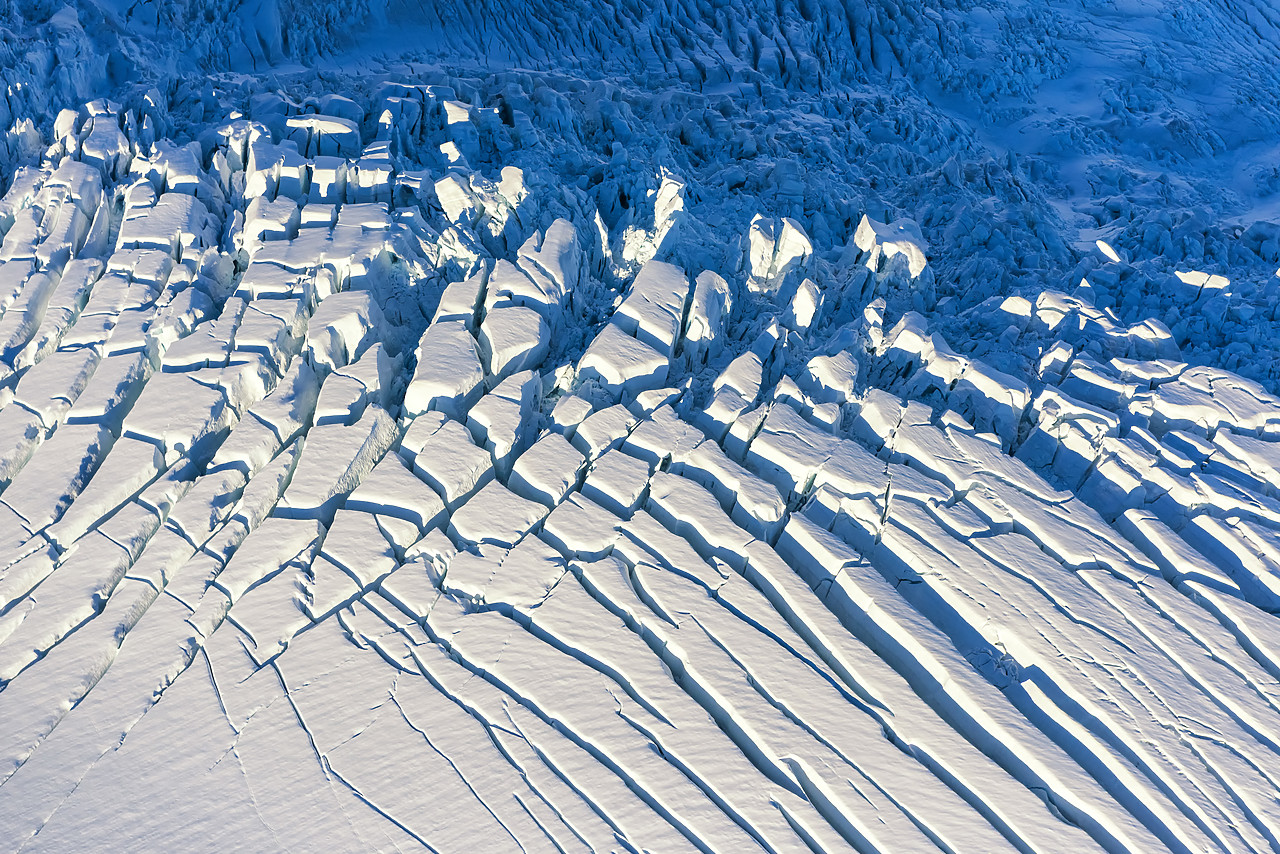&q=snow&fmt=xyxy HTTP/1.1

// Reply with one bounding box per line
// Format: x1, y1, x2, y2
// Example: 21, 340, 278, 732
576, 321, 671, 399
446, 479, 549, 549
478, 304, 549, 380
612, 259, 690, 358
854, 214, 929, 279
580, 447, 652, 518
6, 1, 1280, 850
509, 430, 586, 507
411, 417, 495, 510
744, 214, 812, 293
303, 289, 383, 372
345, 452, 446, 534
403, 319, 485, 419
